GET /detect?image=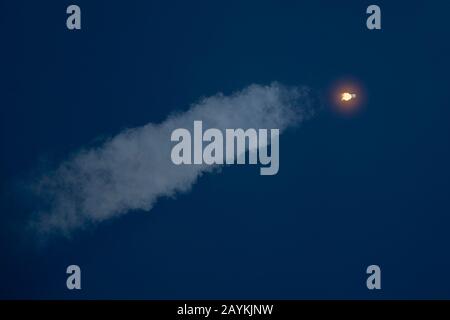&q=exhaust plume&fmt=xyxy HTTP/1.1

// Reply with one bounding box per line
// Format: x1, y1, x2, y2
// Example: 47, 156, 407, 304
30, 83, 317, 235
